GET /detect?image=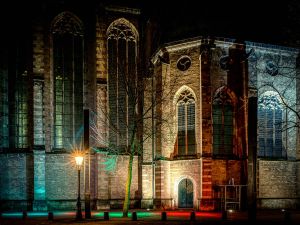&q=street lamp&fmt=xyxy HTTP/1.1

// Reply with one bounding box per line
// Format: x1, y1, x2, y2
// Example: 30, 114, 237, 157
75, 155, 84, 220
